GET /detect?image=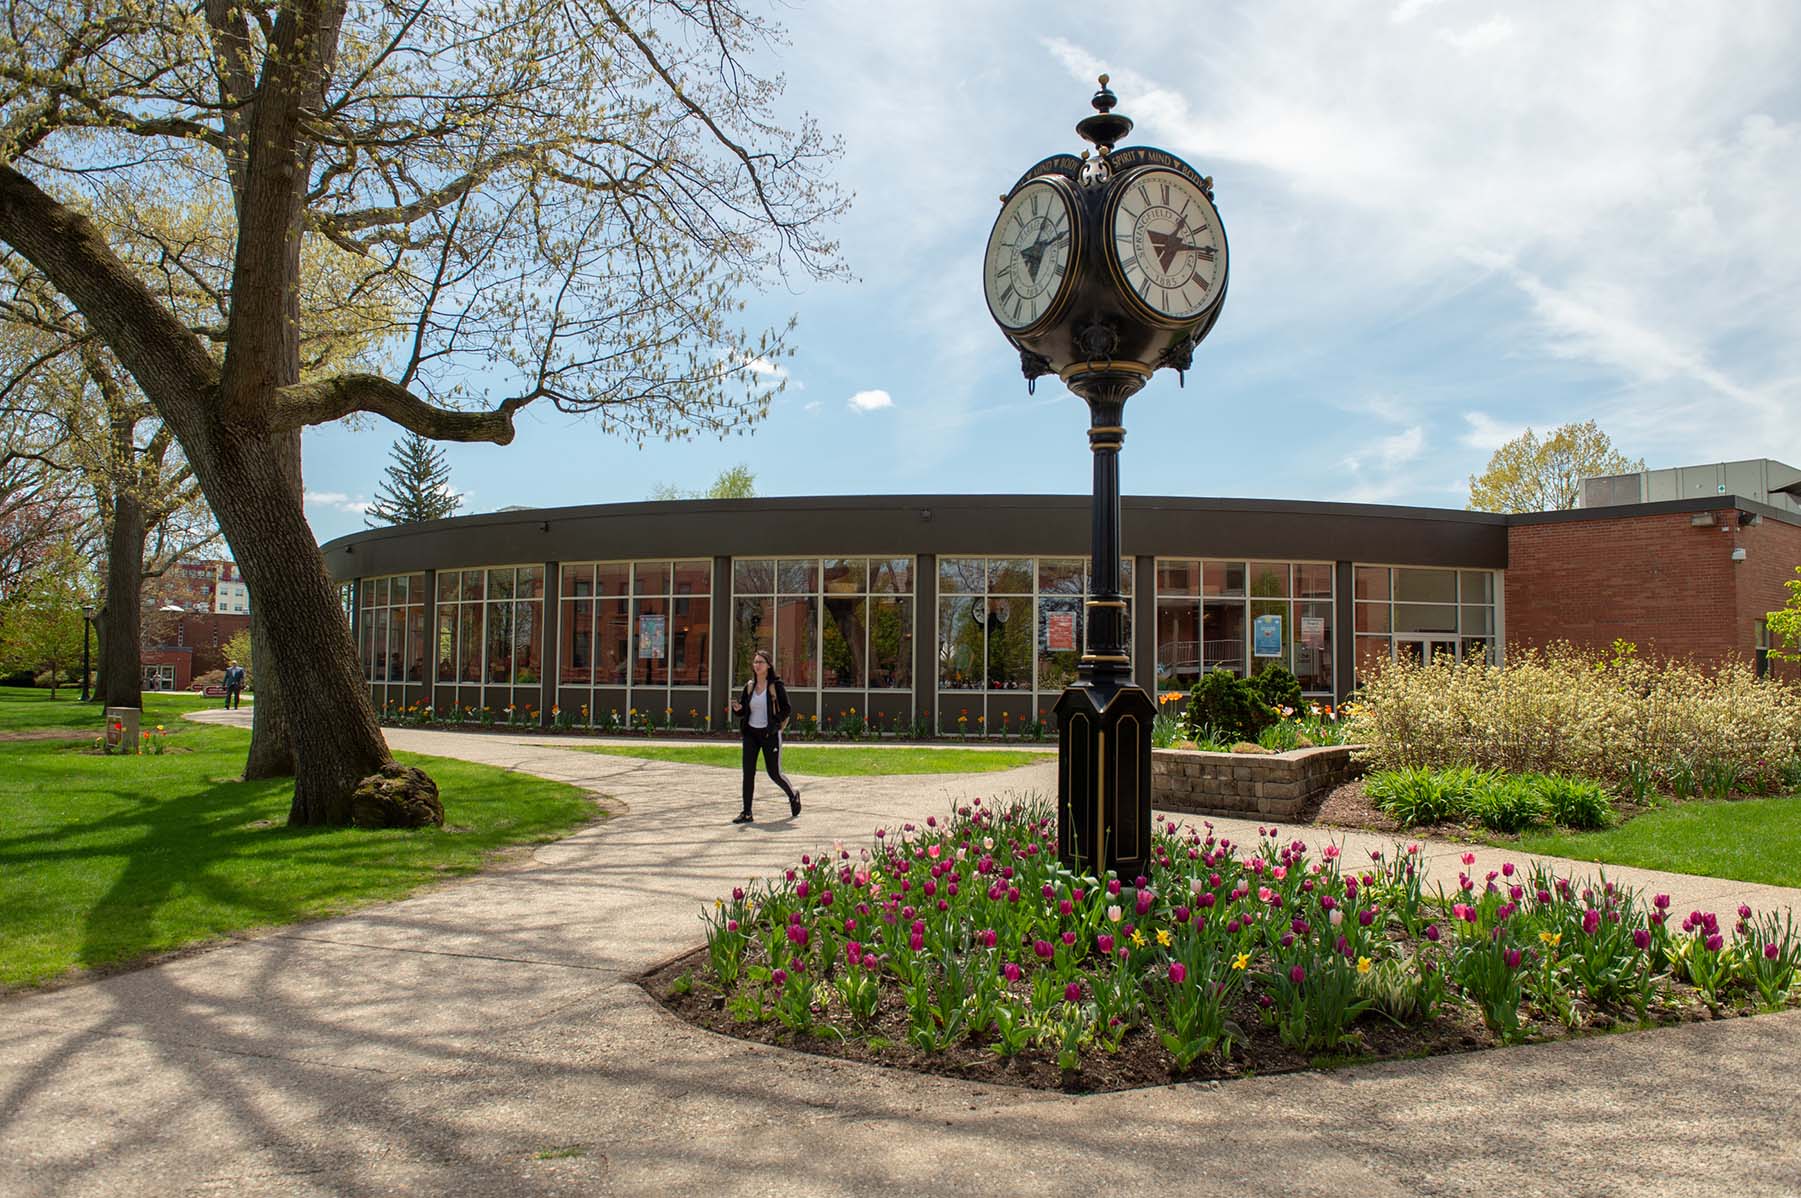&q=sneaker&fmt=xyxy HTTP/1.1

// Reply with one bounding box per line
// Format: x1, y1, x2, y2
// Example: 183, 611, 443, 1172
789, 790, 802, 818
731, 811, 753, 824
